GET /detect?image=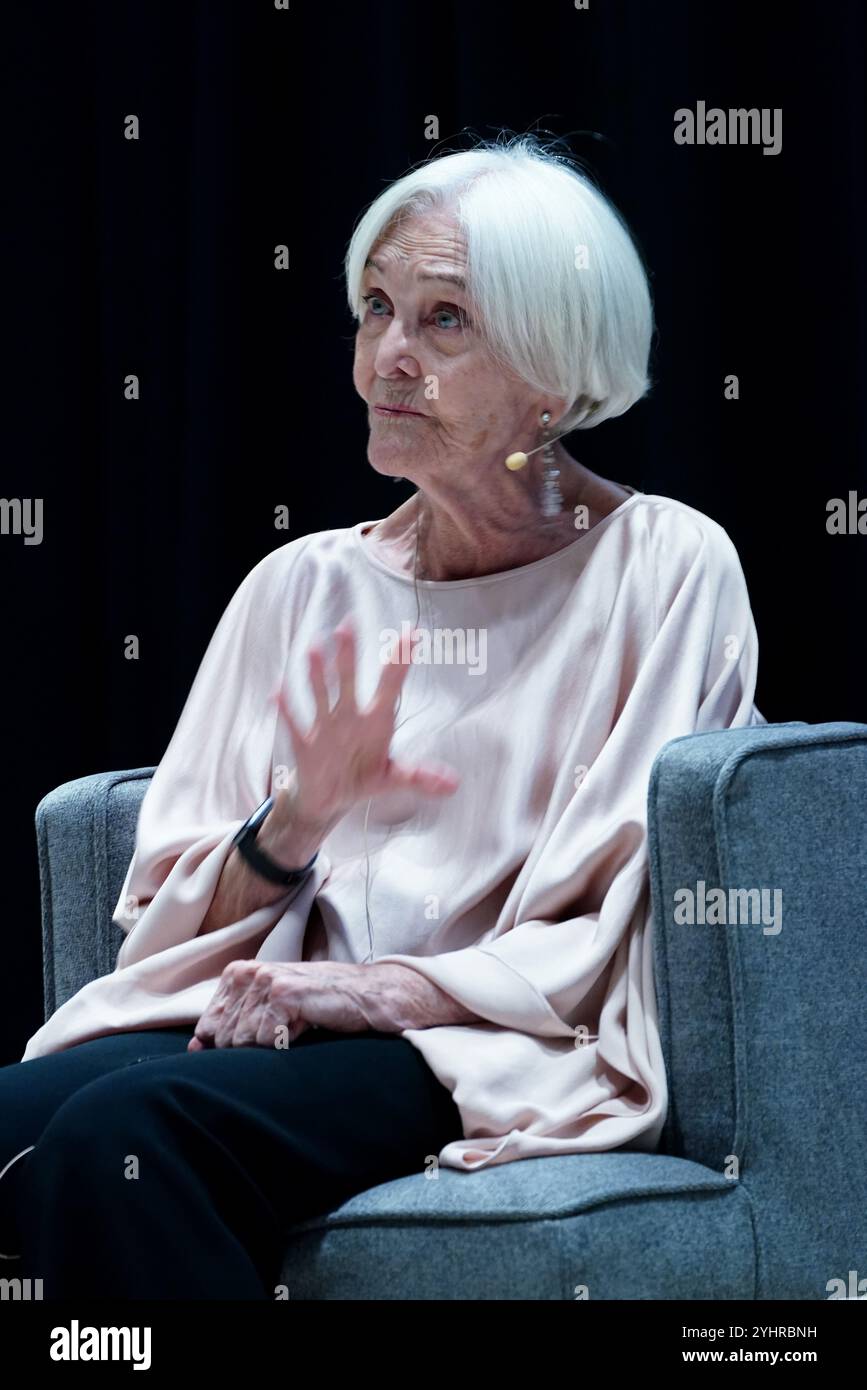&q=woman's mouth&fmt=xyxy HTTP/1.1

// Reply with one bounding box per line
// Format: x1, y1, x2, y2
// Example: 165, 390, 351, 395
373, 405, 426, 418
